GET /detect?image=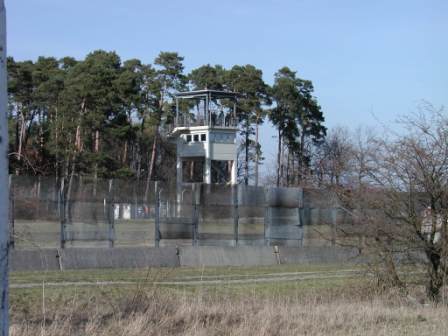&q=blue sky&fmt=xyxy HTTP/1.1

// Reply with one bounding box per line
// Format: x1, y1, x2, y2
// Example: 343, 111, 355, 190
7, 0, 448, 172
